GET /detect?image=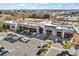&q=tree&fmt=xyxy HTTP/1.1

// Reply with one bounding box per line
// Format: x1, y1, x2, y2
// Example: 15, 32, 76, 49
0, 20, 4, 32
43, 14, 50, 19
32, 14, 36, 18
0, 11, 2, 14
